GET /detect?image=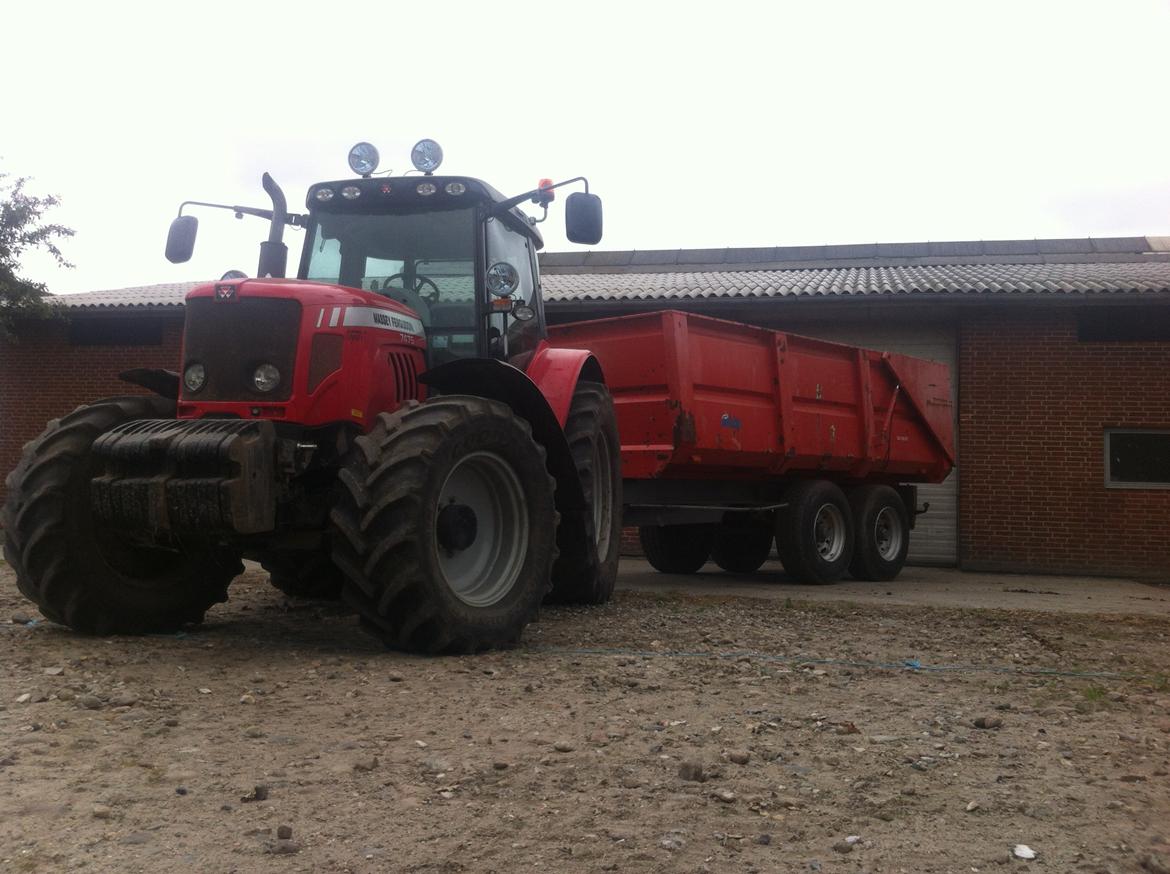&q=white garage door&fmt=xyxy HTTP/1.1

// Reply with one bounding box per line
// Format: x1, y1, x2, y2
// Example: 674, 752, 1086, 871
779, 321, 959, 567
